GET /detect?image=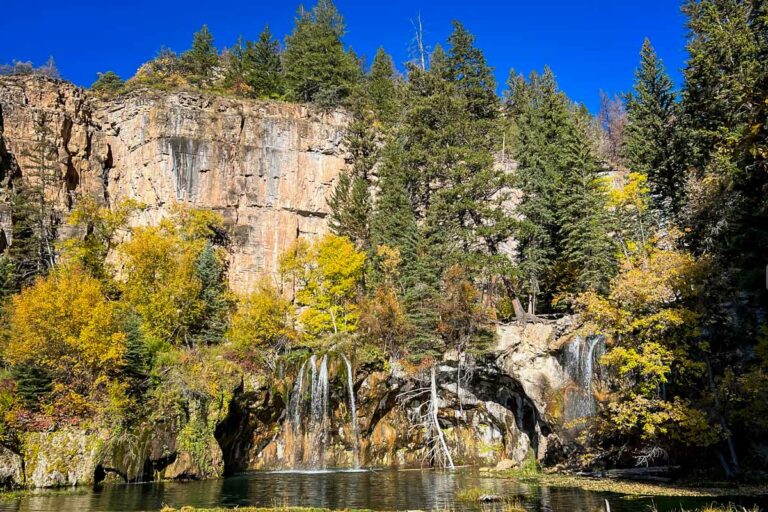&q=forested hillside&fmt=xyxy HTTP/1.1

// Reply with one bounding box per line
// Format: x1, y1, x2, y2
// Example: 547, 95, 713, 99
0, 0, 766, 482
